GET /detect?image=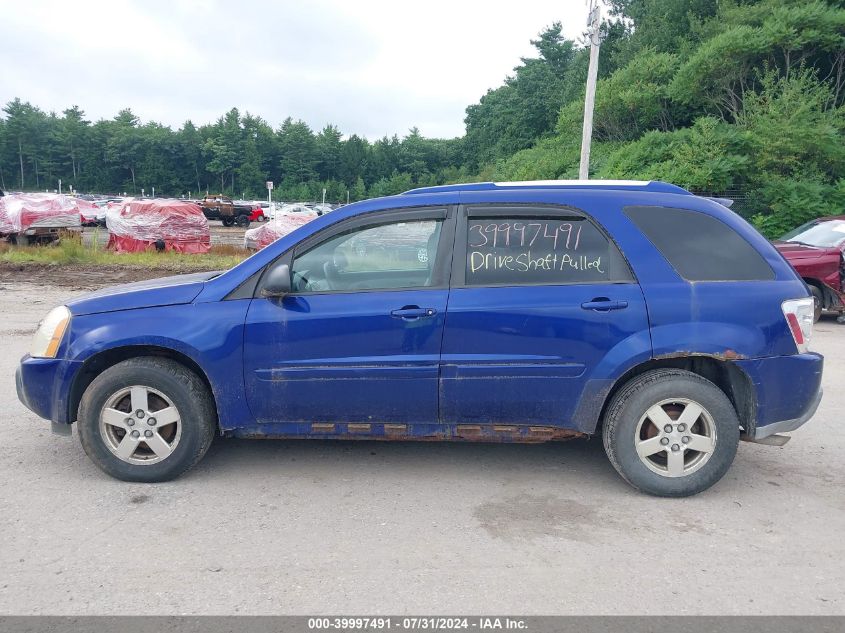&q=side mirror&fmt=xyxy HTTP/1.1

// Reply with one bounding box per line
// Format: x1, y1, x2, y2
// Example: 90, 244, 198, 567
261, 264, 292, 297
